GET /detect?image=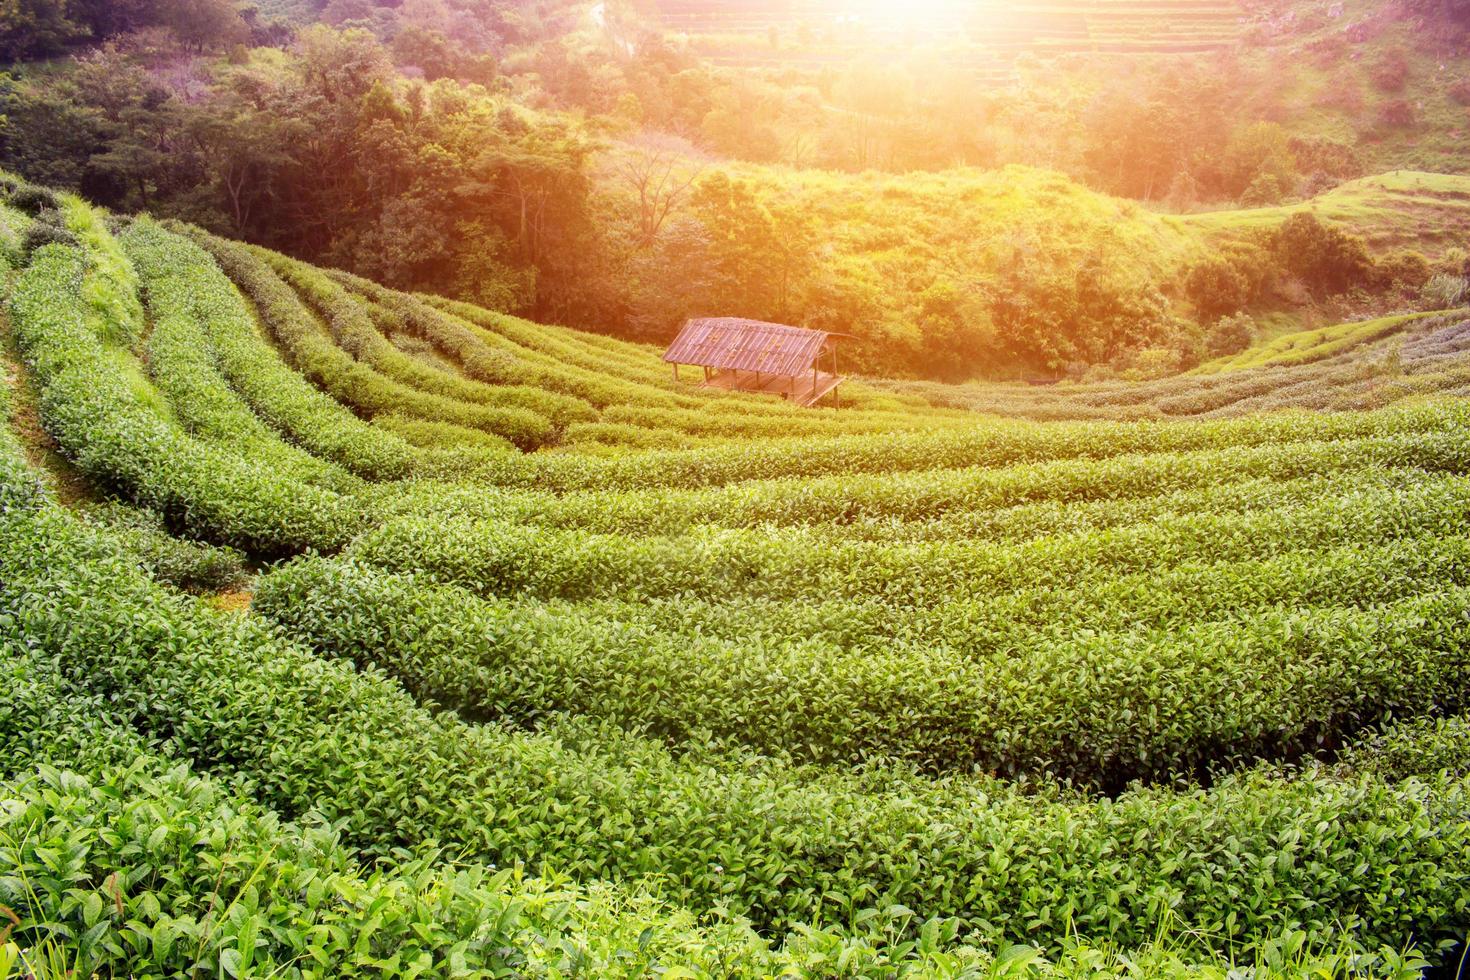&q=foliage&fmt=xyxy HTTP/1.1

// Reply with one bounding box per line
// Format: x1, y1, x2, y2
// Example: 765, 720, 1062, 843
8, 243, 361, 556
5, 497, 1470, 962
1271, 213, 1375, 298
1205, 314, 1256, 357
79, 500, 248, 591
5, 171, 1470, 978
1422, 272, 1469, 309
